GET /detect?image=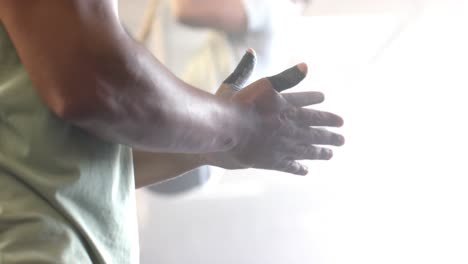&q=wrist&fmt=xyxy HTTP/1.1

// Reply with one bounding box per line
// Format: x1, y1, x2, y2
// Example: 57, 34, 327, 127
225, 100, 258, 151
191, 153, 210, 167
